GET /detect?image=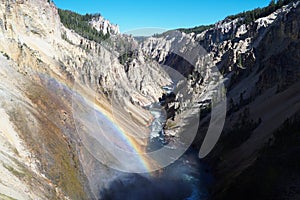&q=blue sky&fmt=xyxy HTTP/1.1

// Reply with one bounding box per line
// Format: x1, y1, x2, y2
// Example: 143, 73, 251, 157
54, 0, 271, 34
